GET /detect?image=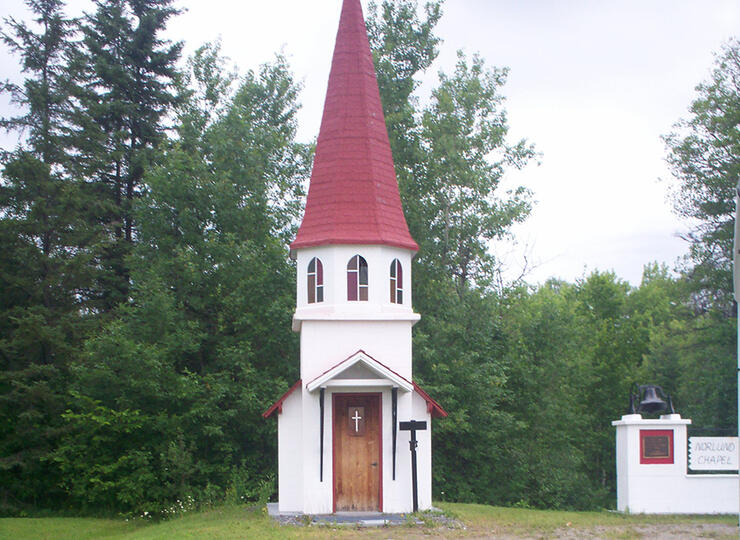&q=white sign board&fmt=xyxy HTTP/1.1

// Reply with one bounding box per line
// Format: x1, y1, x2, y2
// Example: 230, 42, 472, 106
689, 437, 738, 471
